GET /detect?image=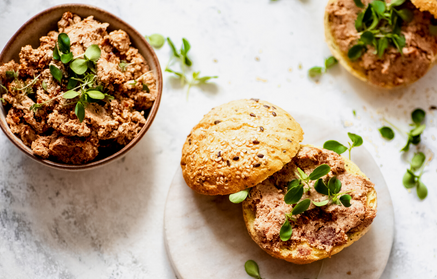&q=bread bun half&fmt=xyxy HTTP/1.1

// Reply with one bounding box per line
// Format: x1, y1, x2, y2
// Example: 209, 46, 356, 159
242, 145, 377, 264
181, 99, 304, 196
324, 0, 437, 89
